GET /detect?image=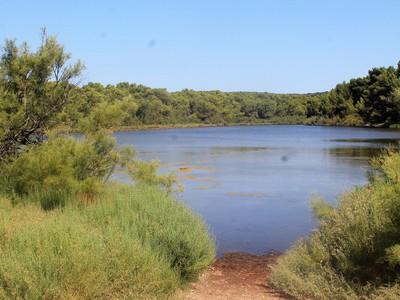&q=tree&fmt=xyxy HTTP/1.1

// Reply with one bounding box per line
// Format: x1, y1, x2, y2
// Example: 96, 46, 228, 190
256, 99, 276, 119
136, 98, 171, 124
189, 98, 217, 122
0, 31, 83, 160
328, 83, 354, 118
